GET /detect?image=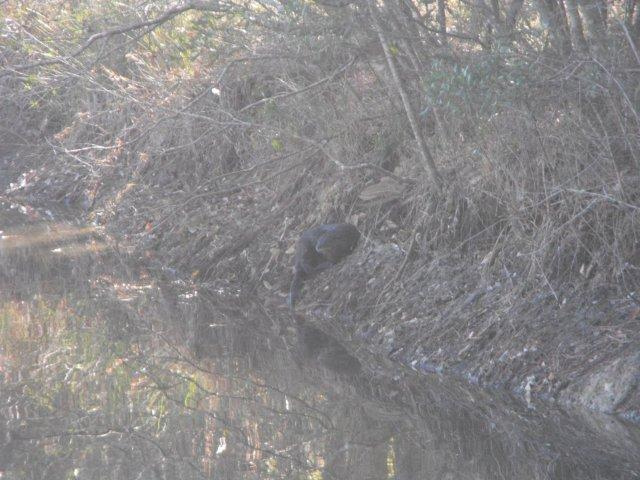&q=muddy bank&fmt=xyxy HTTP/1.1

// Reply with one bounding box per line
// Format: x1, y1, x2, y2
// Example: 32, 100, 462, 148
285, 238, 640, 422
7, 173, 640, 421
2, 148, 639, 425
2, 200, 640, 479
